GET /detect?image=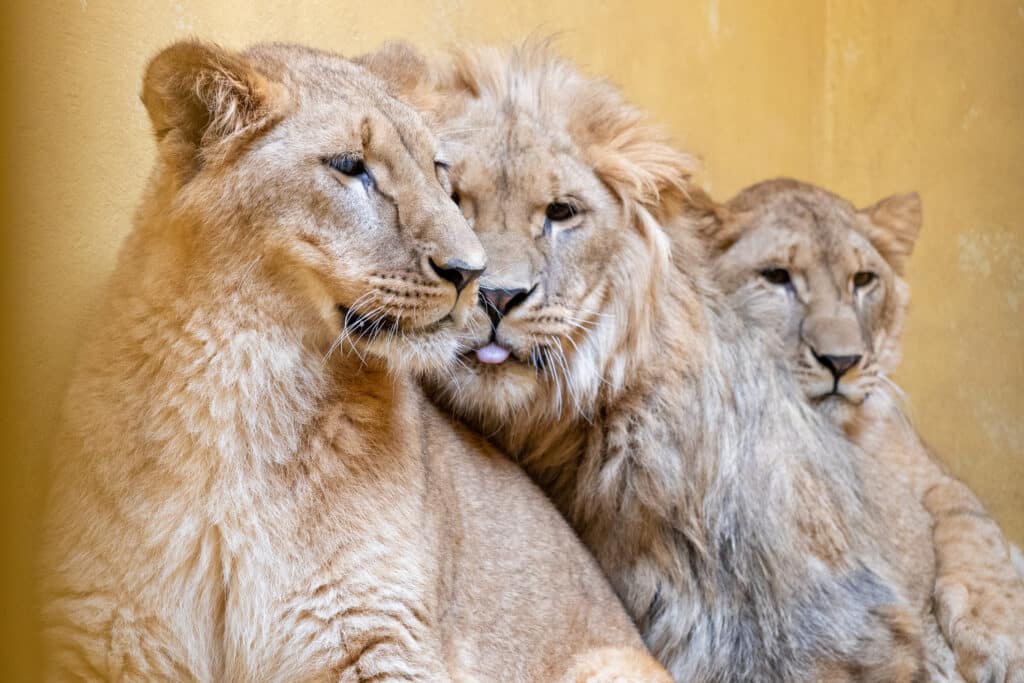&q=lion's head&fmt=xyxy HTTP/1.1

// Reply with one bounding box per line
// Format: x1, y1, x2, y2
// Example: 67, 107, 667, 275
141, 40, 485, 374
393, 43, 696, 423
705, 178, 922, 430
